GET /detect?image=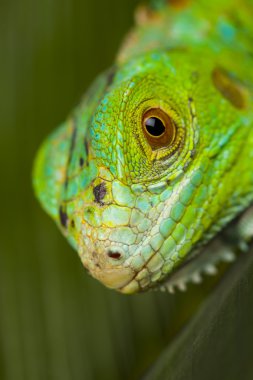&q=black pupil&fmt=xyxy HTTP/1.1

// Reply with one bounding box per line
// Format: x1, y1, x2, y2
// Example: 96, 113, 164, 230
145, 117, 165, 137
